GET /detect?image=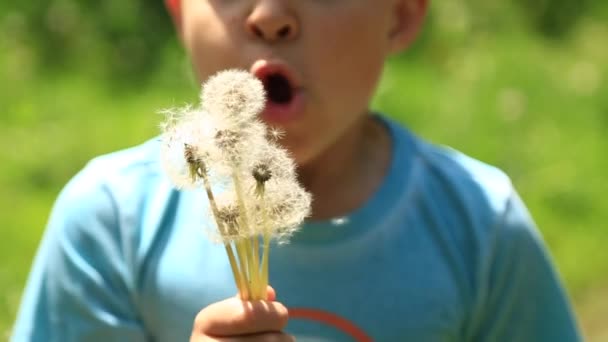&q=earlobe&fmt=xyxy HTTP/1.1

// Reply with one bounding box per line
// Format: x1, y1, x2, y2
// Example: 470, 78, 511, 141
388, 0, 429, 54
165, 0, 182, 29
